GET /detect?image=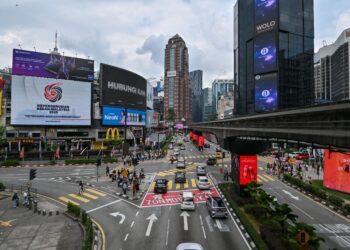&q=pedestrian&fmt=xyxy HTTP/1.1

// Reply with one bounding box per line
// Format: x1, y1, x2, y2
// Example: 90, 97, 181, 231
12, 192, 19, 208
117, 169, 121, 179
122, 181, 128, 195
106, 165, 110, 177
132, 179, 137, 196
78, 180, 84, 195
